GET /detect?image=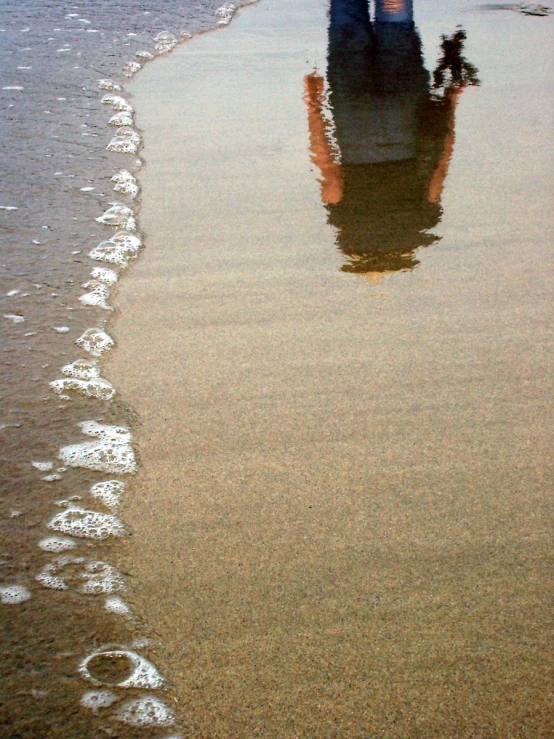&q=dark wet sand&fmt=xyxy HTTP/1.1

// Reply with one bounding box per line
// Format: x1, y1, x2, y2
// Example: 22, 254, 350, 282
108, 0, 553, 735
